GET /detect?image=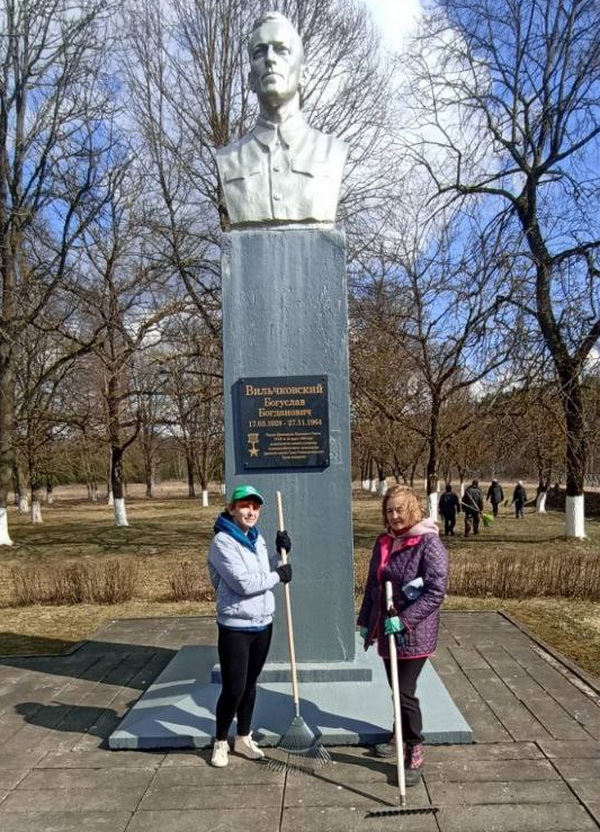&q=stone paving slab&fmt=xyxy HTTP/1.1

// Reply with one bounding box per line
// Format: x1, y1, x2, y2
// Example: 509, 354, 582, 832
0, 810, 132, 832
424, 758, 560, 782
428, 779, 578, 805
127, 808, 281, 832
435, 803, 598, 832
571, 781, 600, 802
0, 768, 29, 790
0, 786, 146, 812
283, 774, 410, 808
151, 760, 285, 787
1, 612, 600, 832
16, 766, 156, 790
553, 757, 600, 780
539, 739, 600, 758
138, 782, 283, 811
280, 806, 439, 831
425, 740, 544, 762
35, 749, 165, 768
